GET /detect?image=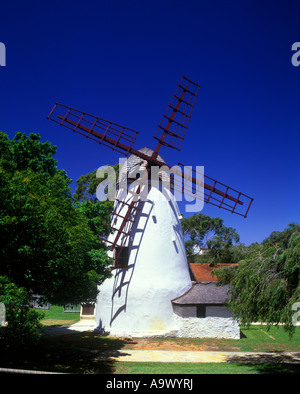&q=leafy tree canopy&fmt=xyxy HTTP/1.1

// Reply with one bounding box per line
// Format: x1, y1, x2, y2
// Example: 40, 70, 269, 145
181, 212, 240, 263
73, 163, 119, 203
0, 131, 66, 178
0, 132, 111, 305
